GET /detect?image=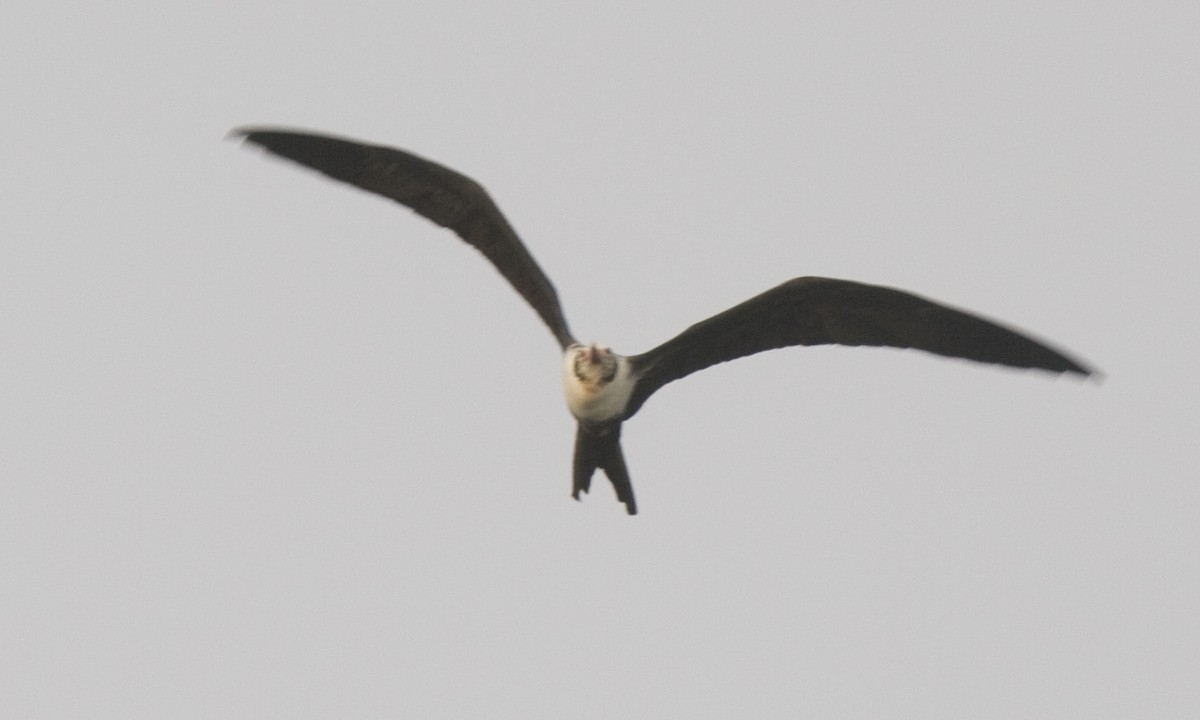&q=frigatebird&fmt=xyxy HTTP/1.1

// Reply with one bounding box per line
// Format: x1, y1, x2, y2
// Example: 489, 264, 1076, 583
235, 128, 1094, 515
